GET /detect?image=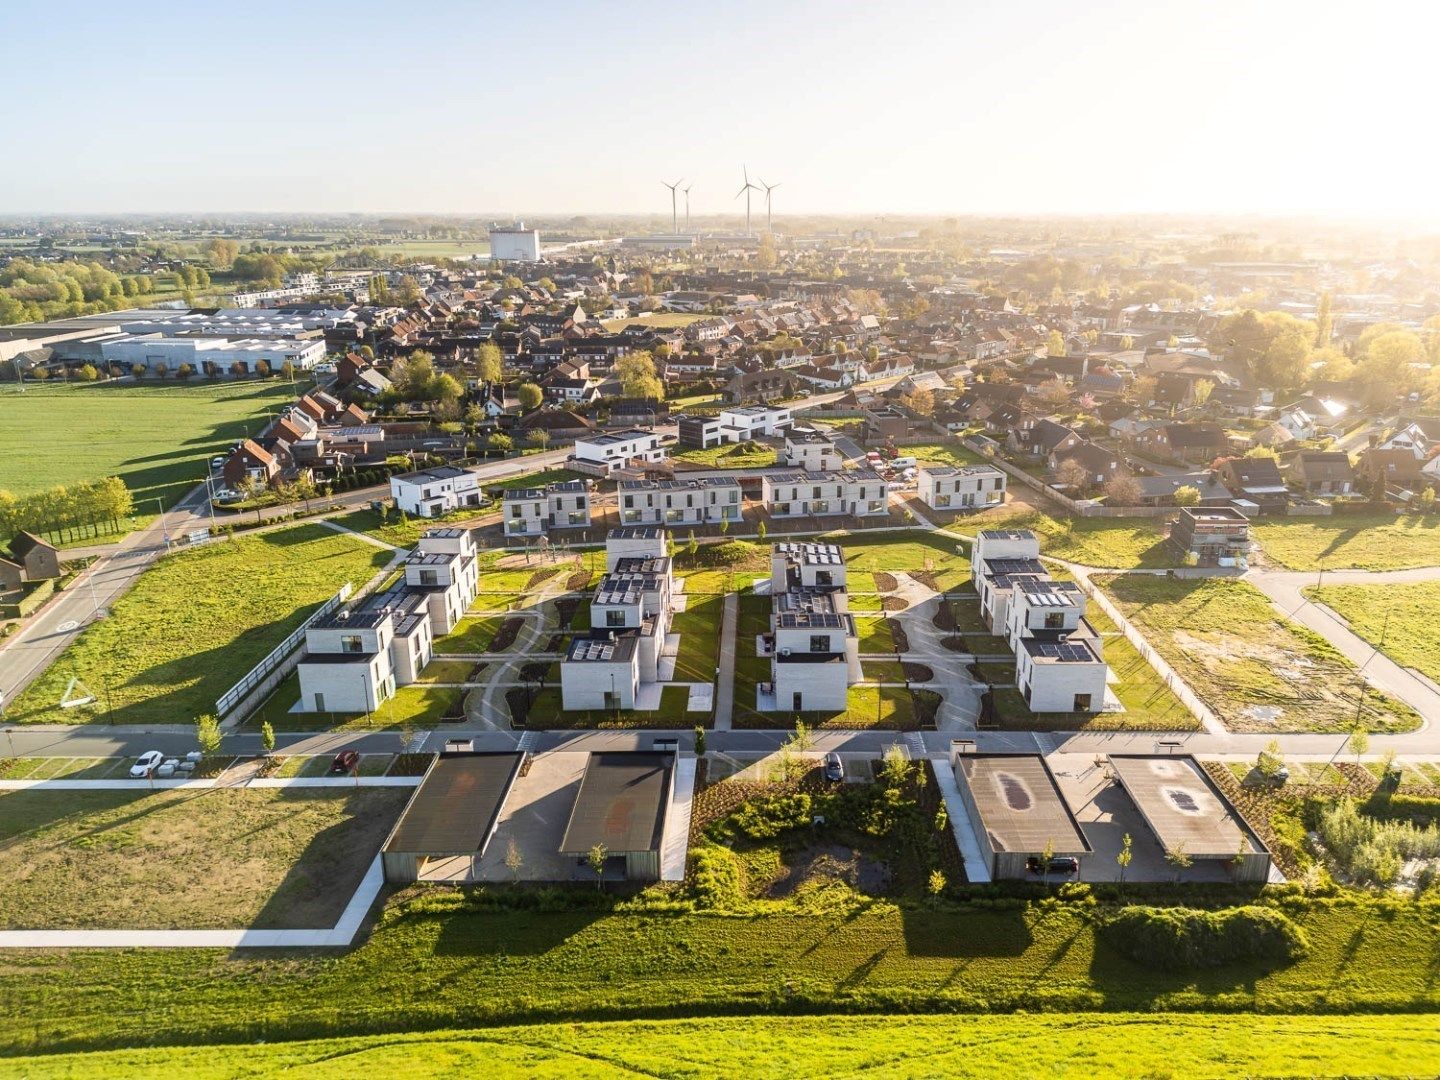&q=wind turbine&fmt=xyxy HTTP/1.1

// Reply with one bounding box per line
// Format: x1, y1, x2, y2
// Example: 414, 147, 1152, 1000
759, 178, 780, 234
735, 166, 761, 236
682, 184, 692, 231
662, 178, 684, 234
